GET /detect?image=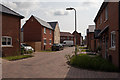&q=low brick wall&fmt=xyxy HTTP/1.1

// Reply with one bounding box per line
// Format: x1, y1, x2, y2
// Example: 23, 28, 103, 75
24, 41, 41, 52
